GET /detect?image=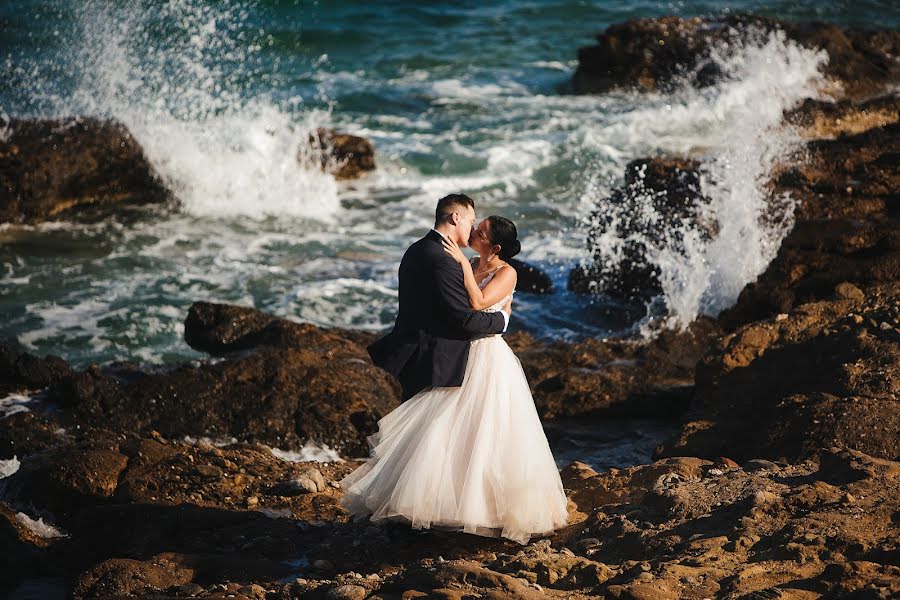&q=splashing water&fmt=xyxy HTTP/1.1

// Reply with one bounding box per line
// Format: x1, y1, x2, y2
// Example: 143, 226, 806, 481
20, 0, 342, 219
580, 28, 827, 330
